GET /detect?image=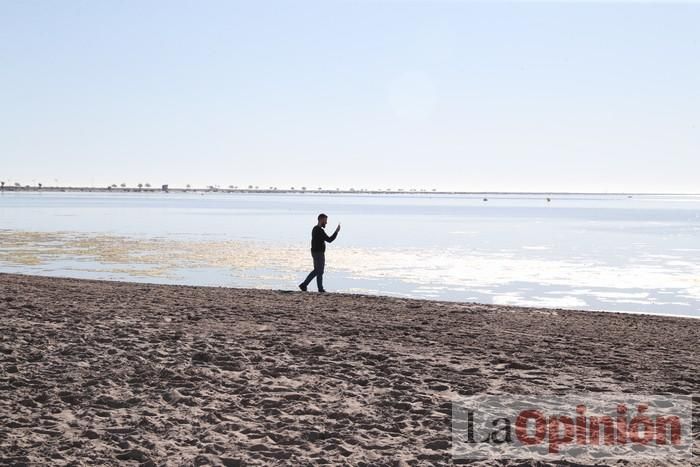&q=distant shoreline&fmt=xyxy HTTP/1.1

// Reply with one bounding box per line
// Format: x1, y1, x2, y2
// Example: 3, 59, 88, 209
0, 186, 697, 196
